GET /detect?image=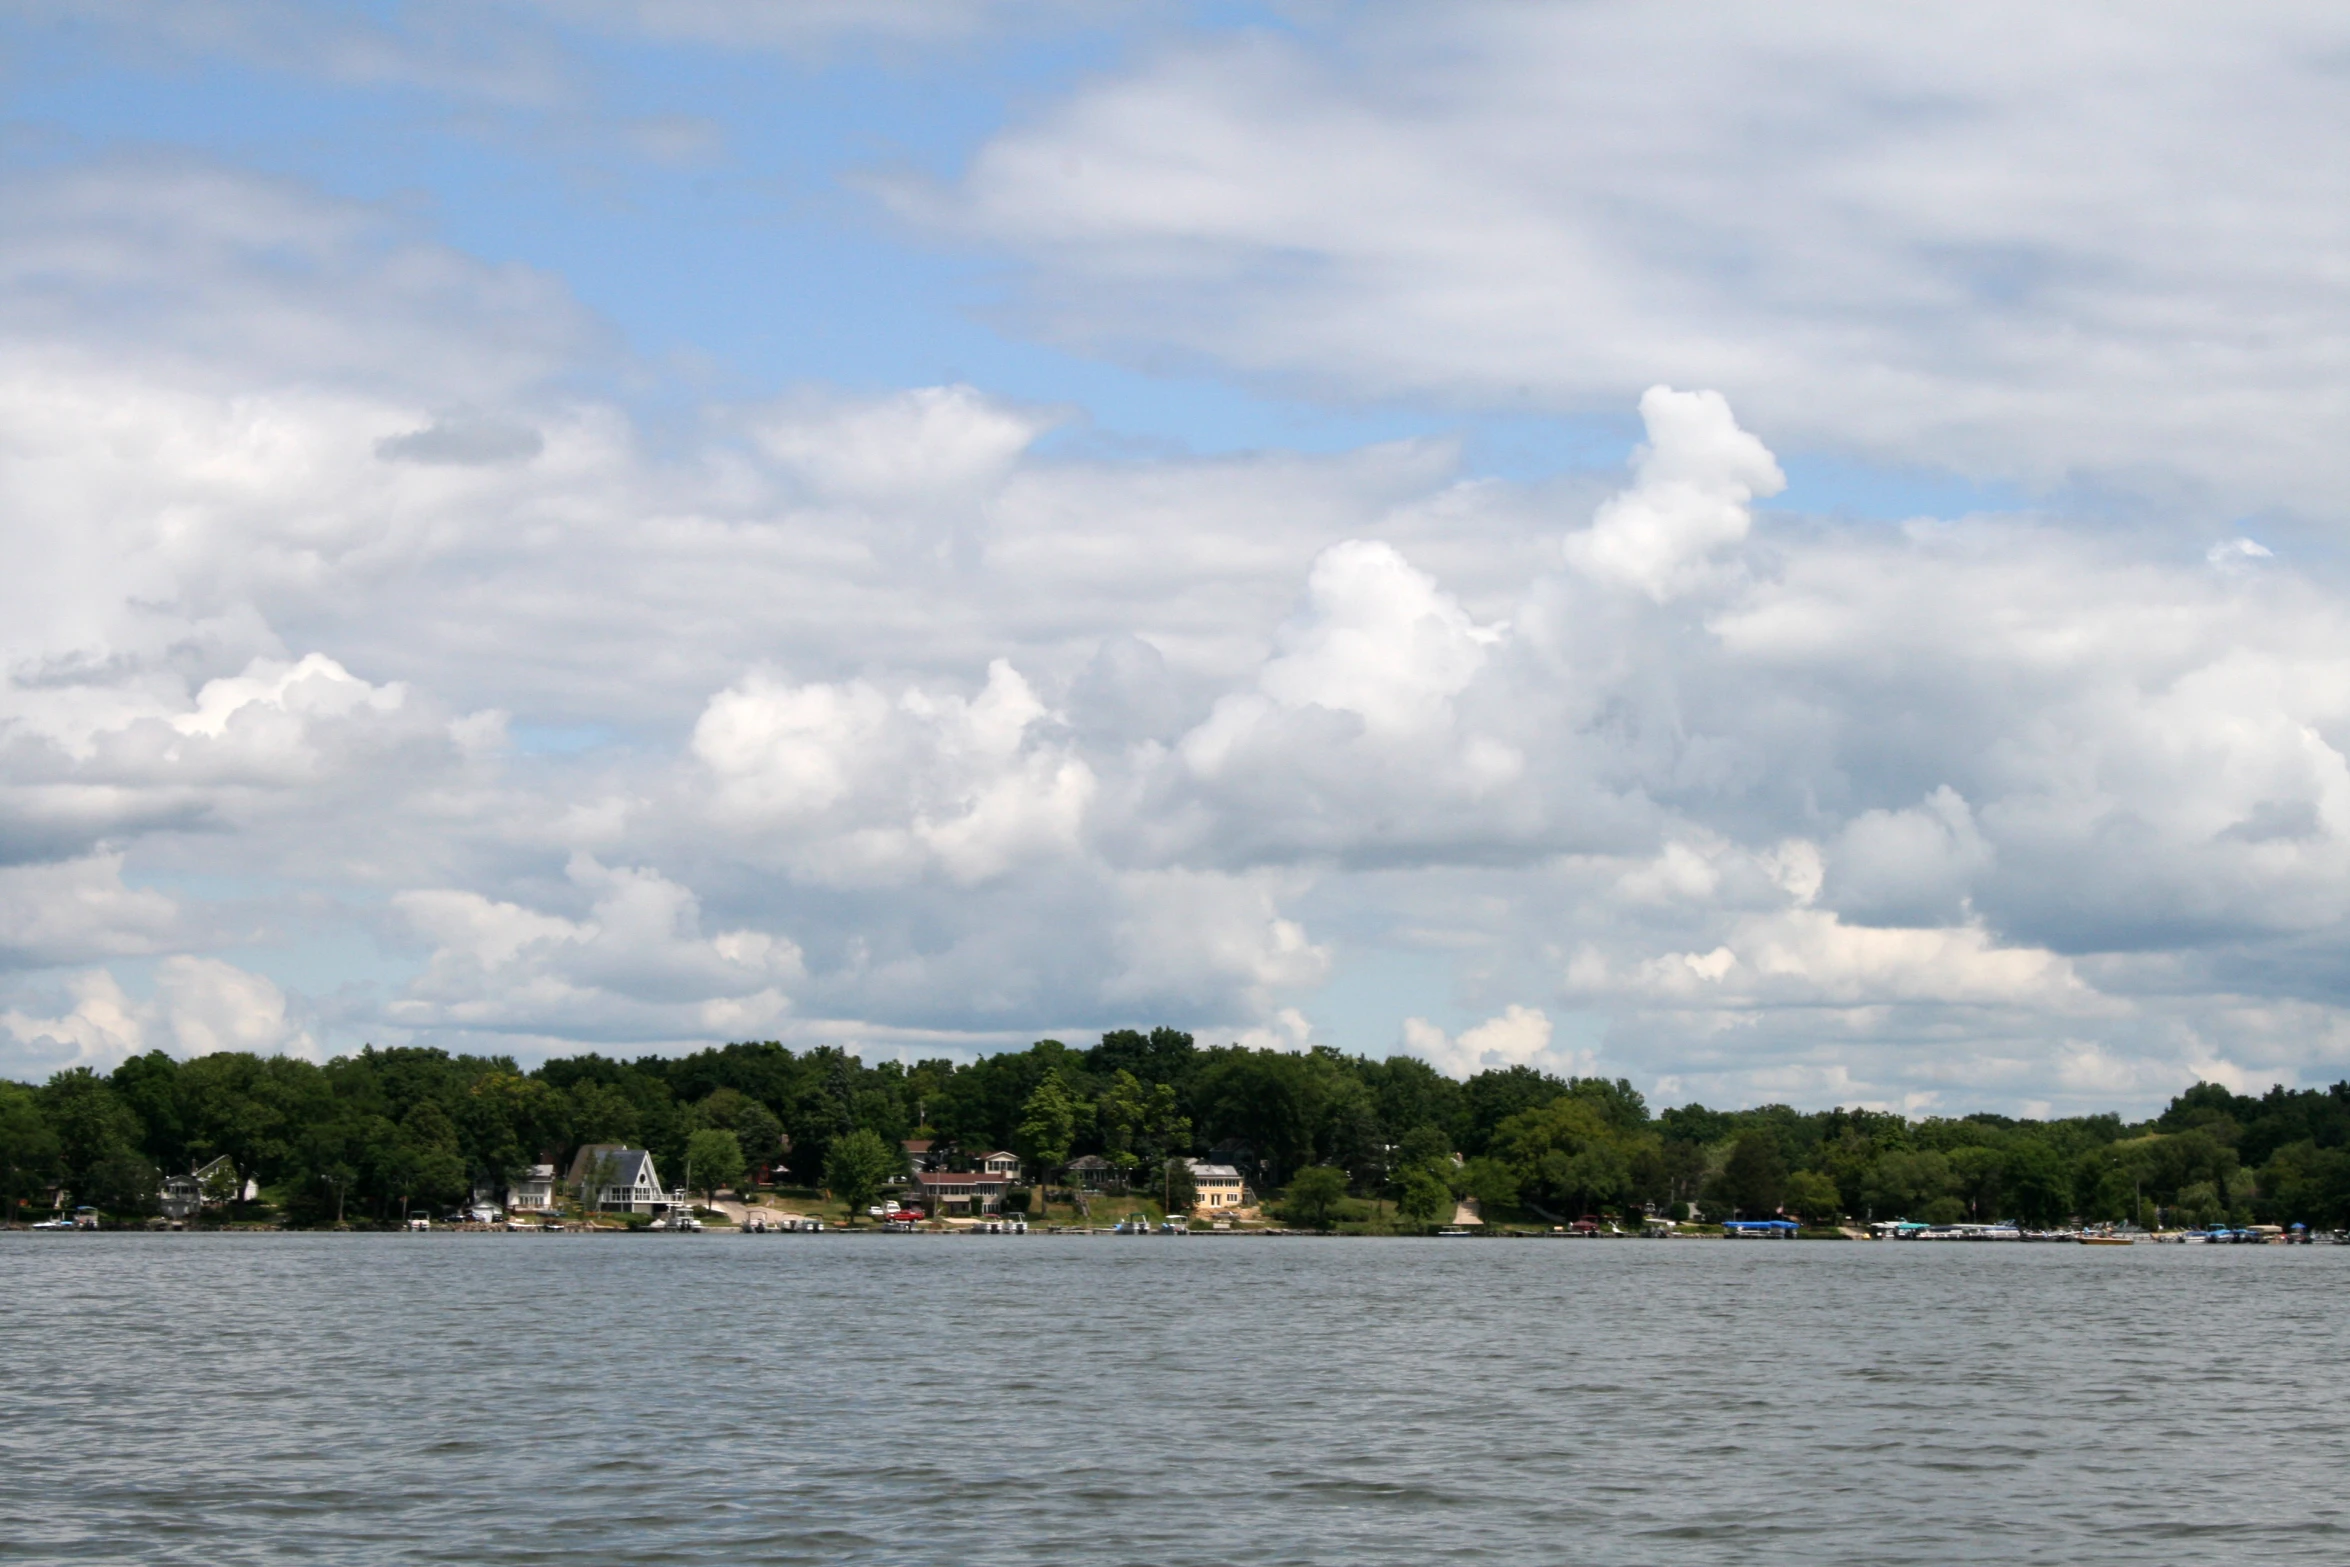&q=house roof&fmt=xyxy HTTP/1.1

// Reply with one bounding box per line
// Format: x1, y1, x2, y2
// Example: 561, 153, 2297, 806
1187, 1164, 1243, 1180
903, 1139, 934, 1152
978, 1150, 1019, 1162
1066, 1154, 1111, 1169
915, 1170, 1010, 1187
567, 1144, 660, 1189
